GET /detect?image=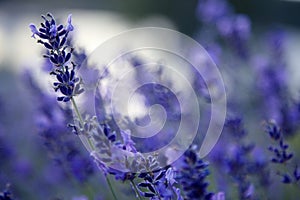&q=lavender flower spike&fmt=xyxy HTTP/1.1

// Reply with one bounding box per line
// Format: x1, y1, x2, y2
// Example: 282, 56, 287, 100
264, 121, 300, 184
29, 13, 83, 102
